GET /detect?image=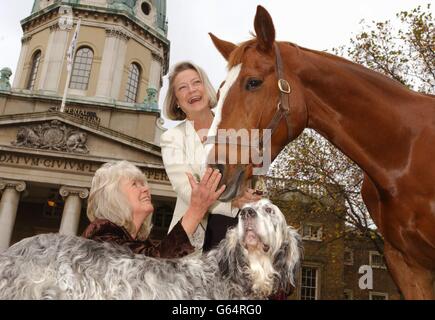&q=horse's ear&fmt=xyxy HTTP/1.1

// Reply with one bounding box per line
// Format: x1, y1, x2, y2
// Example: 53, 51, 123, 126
254, 5, 275, 53
209, 33, 236, 61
